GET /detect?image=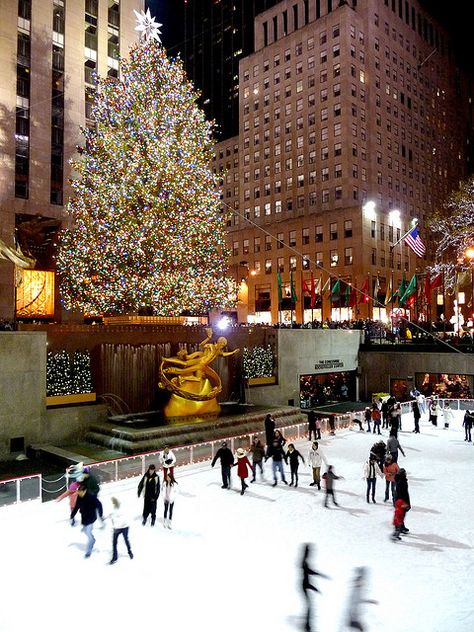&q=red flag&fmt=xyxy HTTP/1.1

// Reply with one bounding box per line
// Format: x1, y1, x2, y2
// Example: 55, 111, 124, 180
424, 275, 431, 301
429, 273, 443, 292
301, 275, 311, 295
358, 276, 369, 304
349, 282, 358, 307
310, 273, 316, 309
